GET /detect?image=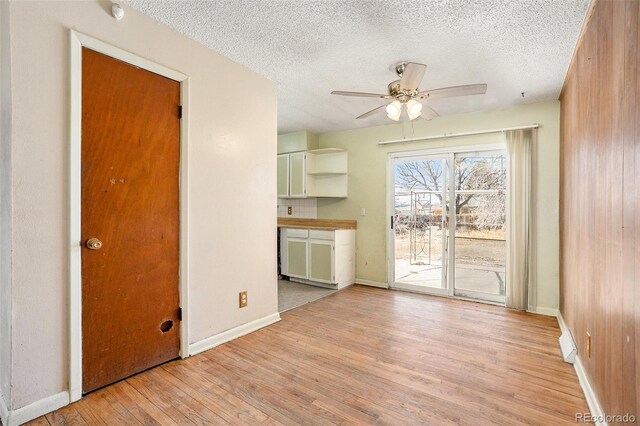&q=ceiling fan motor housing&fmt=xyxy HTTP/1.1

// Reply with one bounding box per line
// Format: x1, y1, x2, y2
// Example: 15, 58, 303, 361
388, 80, 418, 103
